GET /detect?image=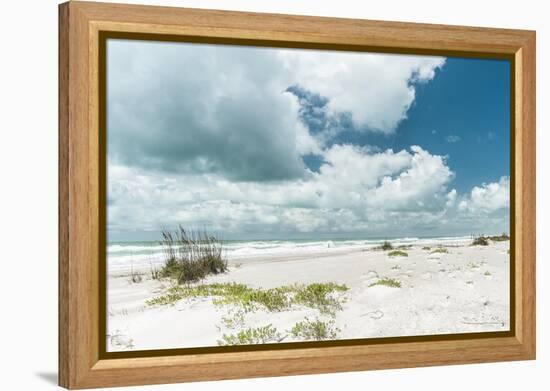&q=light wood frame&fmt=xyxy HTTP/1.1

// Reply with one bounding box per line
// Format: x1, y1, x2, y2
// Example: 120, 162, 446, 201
59, 1, 536, 389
